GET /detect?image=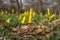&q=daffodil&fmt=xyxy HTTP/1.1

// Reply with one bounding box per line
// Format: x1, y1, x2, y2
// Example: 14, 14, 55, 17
12, 9, 14, 13
47, 8, 50, 16
5, 11, 8, 14
45, 8, 51, 17
30, 8, 33, 14
45, 13, 48, 17
40, 12, 43, 17
1, 11, 4, 16
18, 14, 23, 20
25, 11, 28, 16
28, 8, 33, 23
33, 11, 36, 17
21, 16, 26, 24
23, 11, 27, 16
6, 18, 11, 24
49, 14, 56, 20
